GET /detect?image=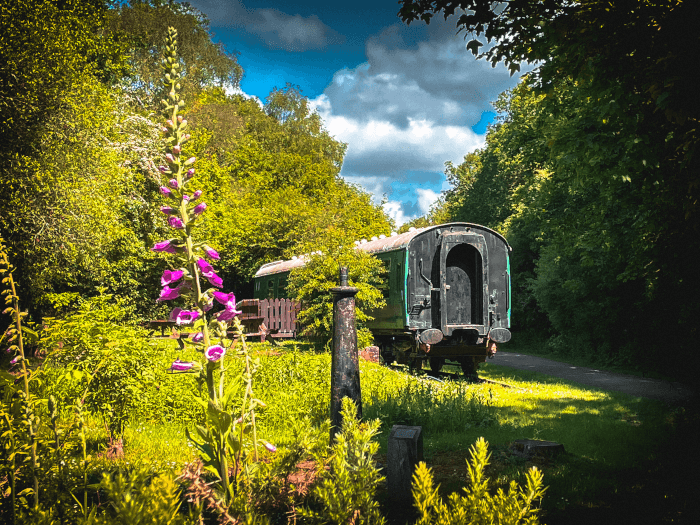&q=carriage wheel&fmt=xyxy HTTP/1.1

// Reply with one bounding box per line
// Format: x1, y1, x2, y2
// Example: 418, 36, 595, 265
429, 357, 445, 373
460, 357, 478, 379
409, 358, 423, 373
